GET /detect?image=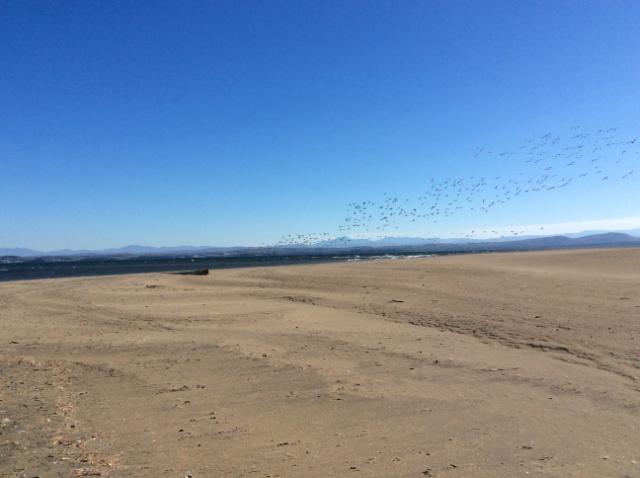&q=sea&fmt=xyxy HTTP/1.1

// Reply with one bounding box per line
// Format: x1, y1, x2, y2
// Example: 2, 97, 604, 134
0, 253, 432, 282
